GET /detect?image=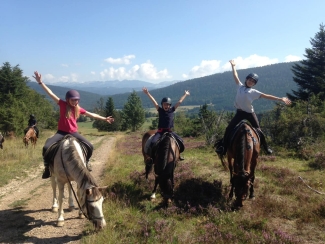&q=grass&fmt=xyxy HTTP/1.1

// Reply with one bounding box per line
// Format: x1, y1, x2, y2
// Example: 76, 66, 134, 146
81, 131, 325, 244
2, 124, 325, 243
